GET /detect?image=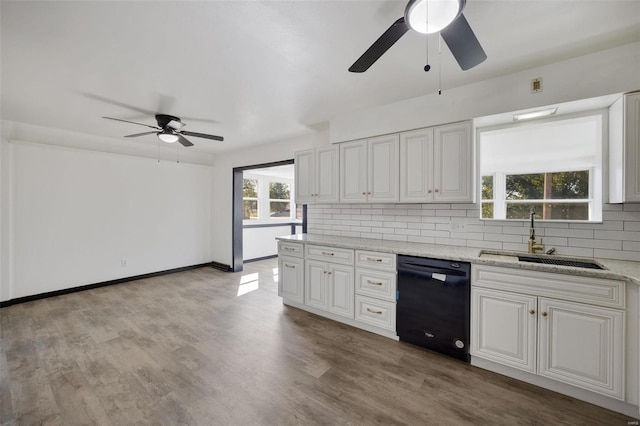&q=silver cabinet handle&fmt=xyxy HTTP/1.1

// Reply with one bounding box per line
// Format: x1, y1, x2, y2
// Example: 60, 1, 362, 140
284, 264, 295, 269
321, 251, 334, 256
366, 308, 383, 315
284, 247, 295, 251
367, 280, 383, 286
366, 257, 382, 262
